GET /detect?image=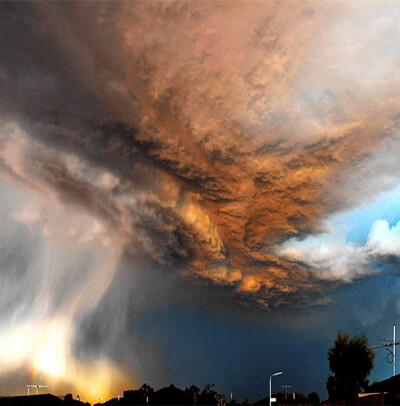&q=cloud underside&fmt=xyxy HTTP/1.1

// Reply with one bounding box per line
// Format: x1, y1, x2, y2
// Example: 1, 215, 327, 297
1, 1, 400, 309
